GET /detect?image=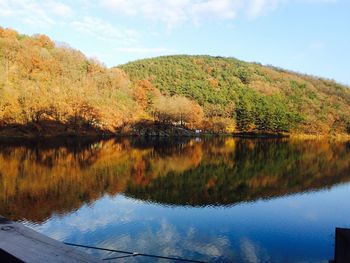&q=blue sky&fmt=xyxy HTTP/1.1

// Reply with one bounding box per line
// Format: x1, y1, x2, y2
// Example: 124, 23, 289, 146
1, 0, 349, 85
